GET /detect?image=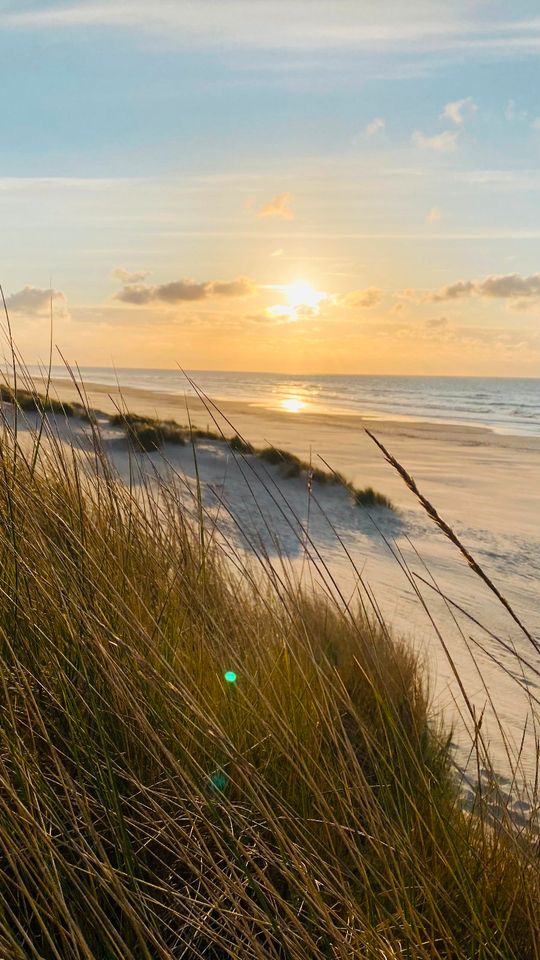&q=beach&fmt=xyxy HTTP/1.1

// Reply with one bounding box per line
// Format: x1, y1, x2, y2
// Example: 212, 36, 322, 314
21, 374, 538, 800
39, 374, 540, 539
